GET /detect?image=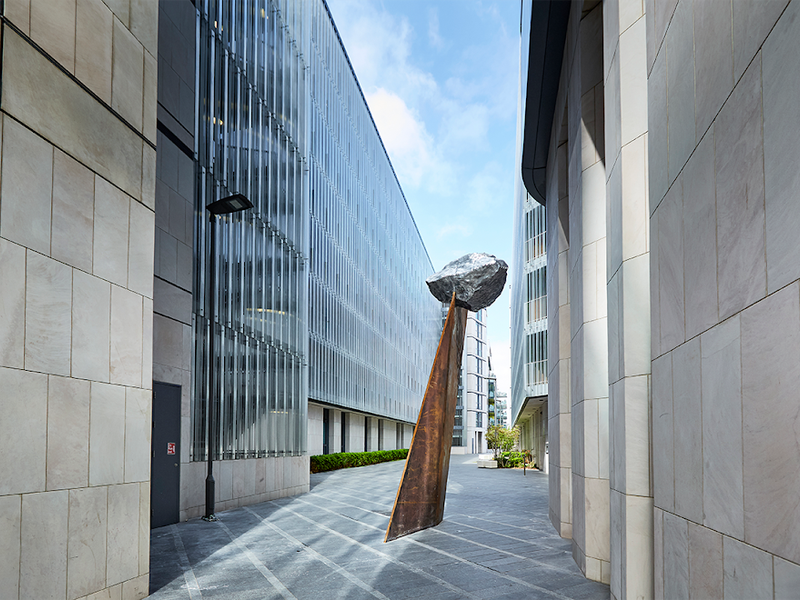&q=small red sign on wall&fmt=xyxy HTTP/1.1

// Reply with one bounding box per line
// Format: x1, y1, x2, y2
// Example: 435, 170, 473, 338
167, 442, 176, 455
